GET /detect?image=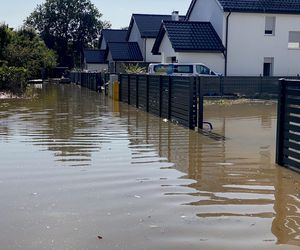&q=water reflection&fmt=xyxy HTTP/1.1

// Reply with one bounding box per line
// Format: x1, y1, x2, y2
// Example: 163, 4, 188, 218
0, 84, 299, 248
119, 99, 300, 246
